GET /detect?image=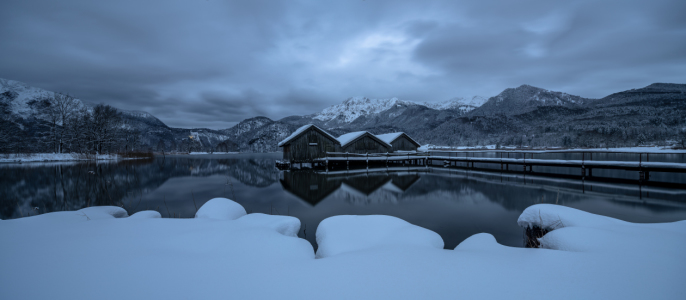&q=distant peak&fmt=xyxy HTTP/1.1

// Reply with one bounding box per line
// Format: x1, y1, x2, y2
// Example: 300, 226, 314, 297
515, 84, 545, 91
314, 97, 409, 123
